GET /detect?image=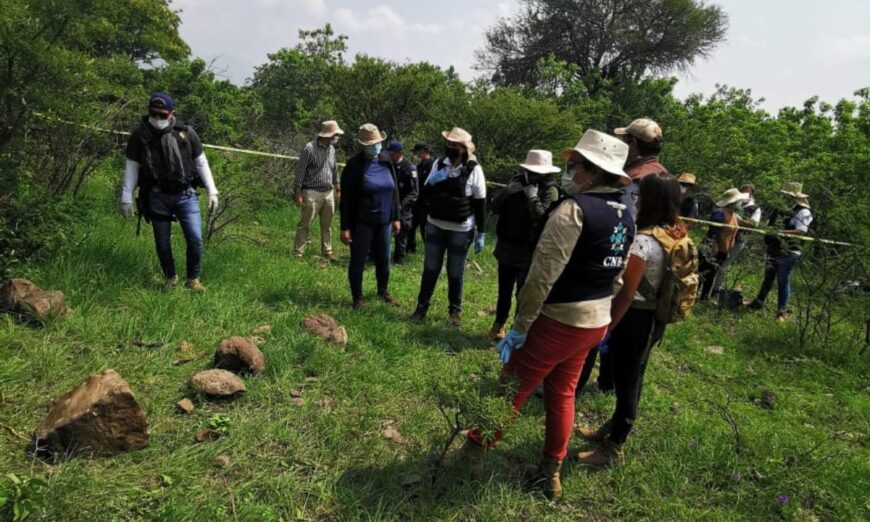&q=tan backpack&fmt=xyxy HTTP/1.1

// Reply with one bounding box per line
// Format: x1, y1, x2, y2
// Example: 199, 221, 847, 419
636, 226, 700, 324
